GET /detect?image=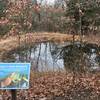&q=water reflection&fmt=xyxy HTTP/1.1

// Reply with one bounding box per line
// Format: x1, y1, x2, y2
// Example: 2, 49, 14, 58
51, 42, 100, 73
1, 42, 100, 73
1, 43, 64, 72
